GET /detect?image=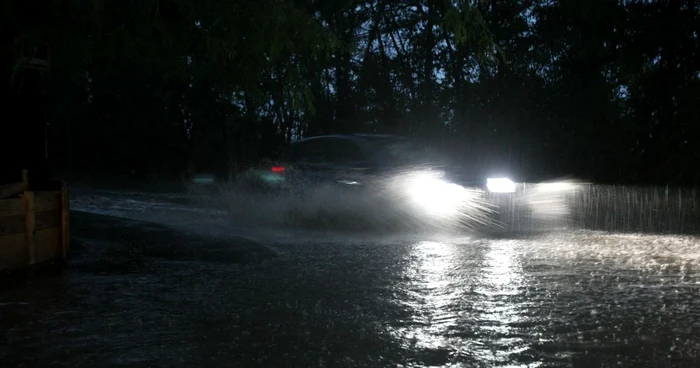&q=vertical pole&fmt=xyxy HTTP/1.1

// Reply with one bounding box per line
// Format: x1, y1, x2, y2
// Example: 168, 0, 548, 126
24, 191, 36, 266
21, 169, 29, 187
61, 186, 70, 261
67, 119, 73, 180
